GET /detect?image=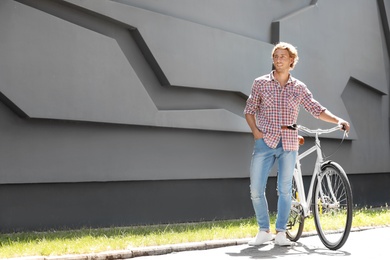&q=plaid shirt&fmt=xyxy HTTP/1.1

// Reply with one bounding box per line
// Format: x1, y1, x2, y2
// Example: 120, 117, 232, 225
244, 71, 326, 151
